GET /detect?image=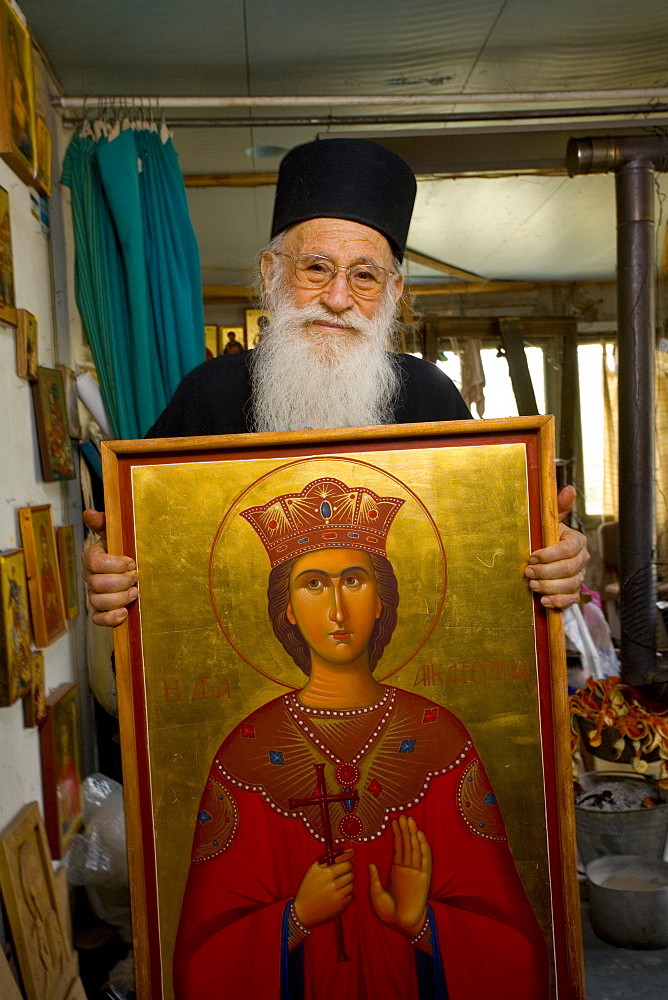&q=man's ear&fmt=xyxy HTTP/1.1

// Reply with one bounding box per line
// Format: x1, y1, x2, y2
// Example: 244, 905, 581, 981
391, 272, 404, 305
260, 251, 275, 290
287, 601, 297, 626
